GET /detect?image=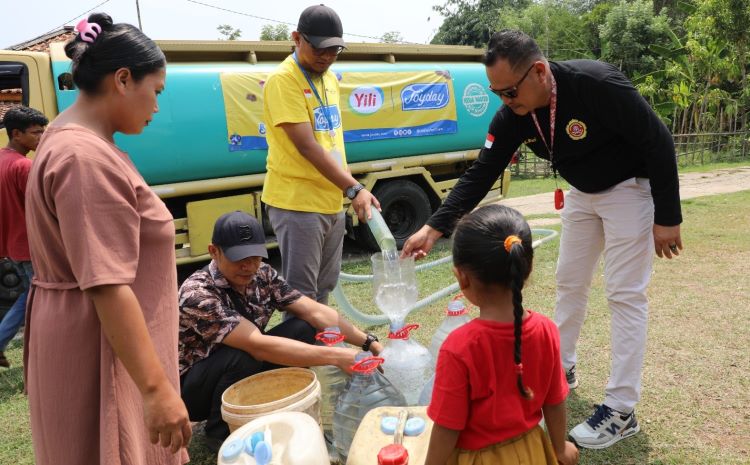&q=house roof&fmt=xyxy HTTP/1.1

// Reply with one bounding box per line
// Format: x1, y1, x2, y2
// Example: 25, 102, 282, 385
7, 26, 76, 52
